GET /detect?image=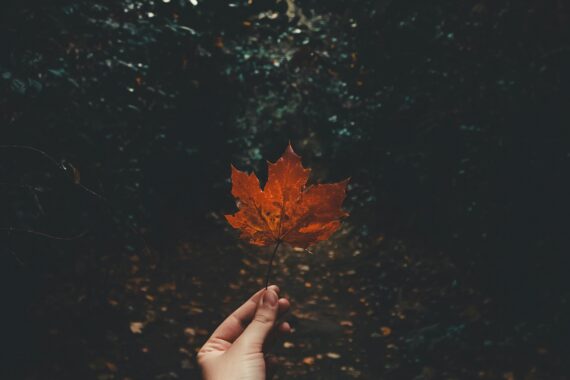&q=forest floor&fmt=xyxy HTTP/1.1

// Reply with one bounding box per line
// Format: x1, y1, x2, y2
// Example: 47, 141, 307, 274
20, 212, 566, 380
